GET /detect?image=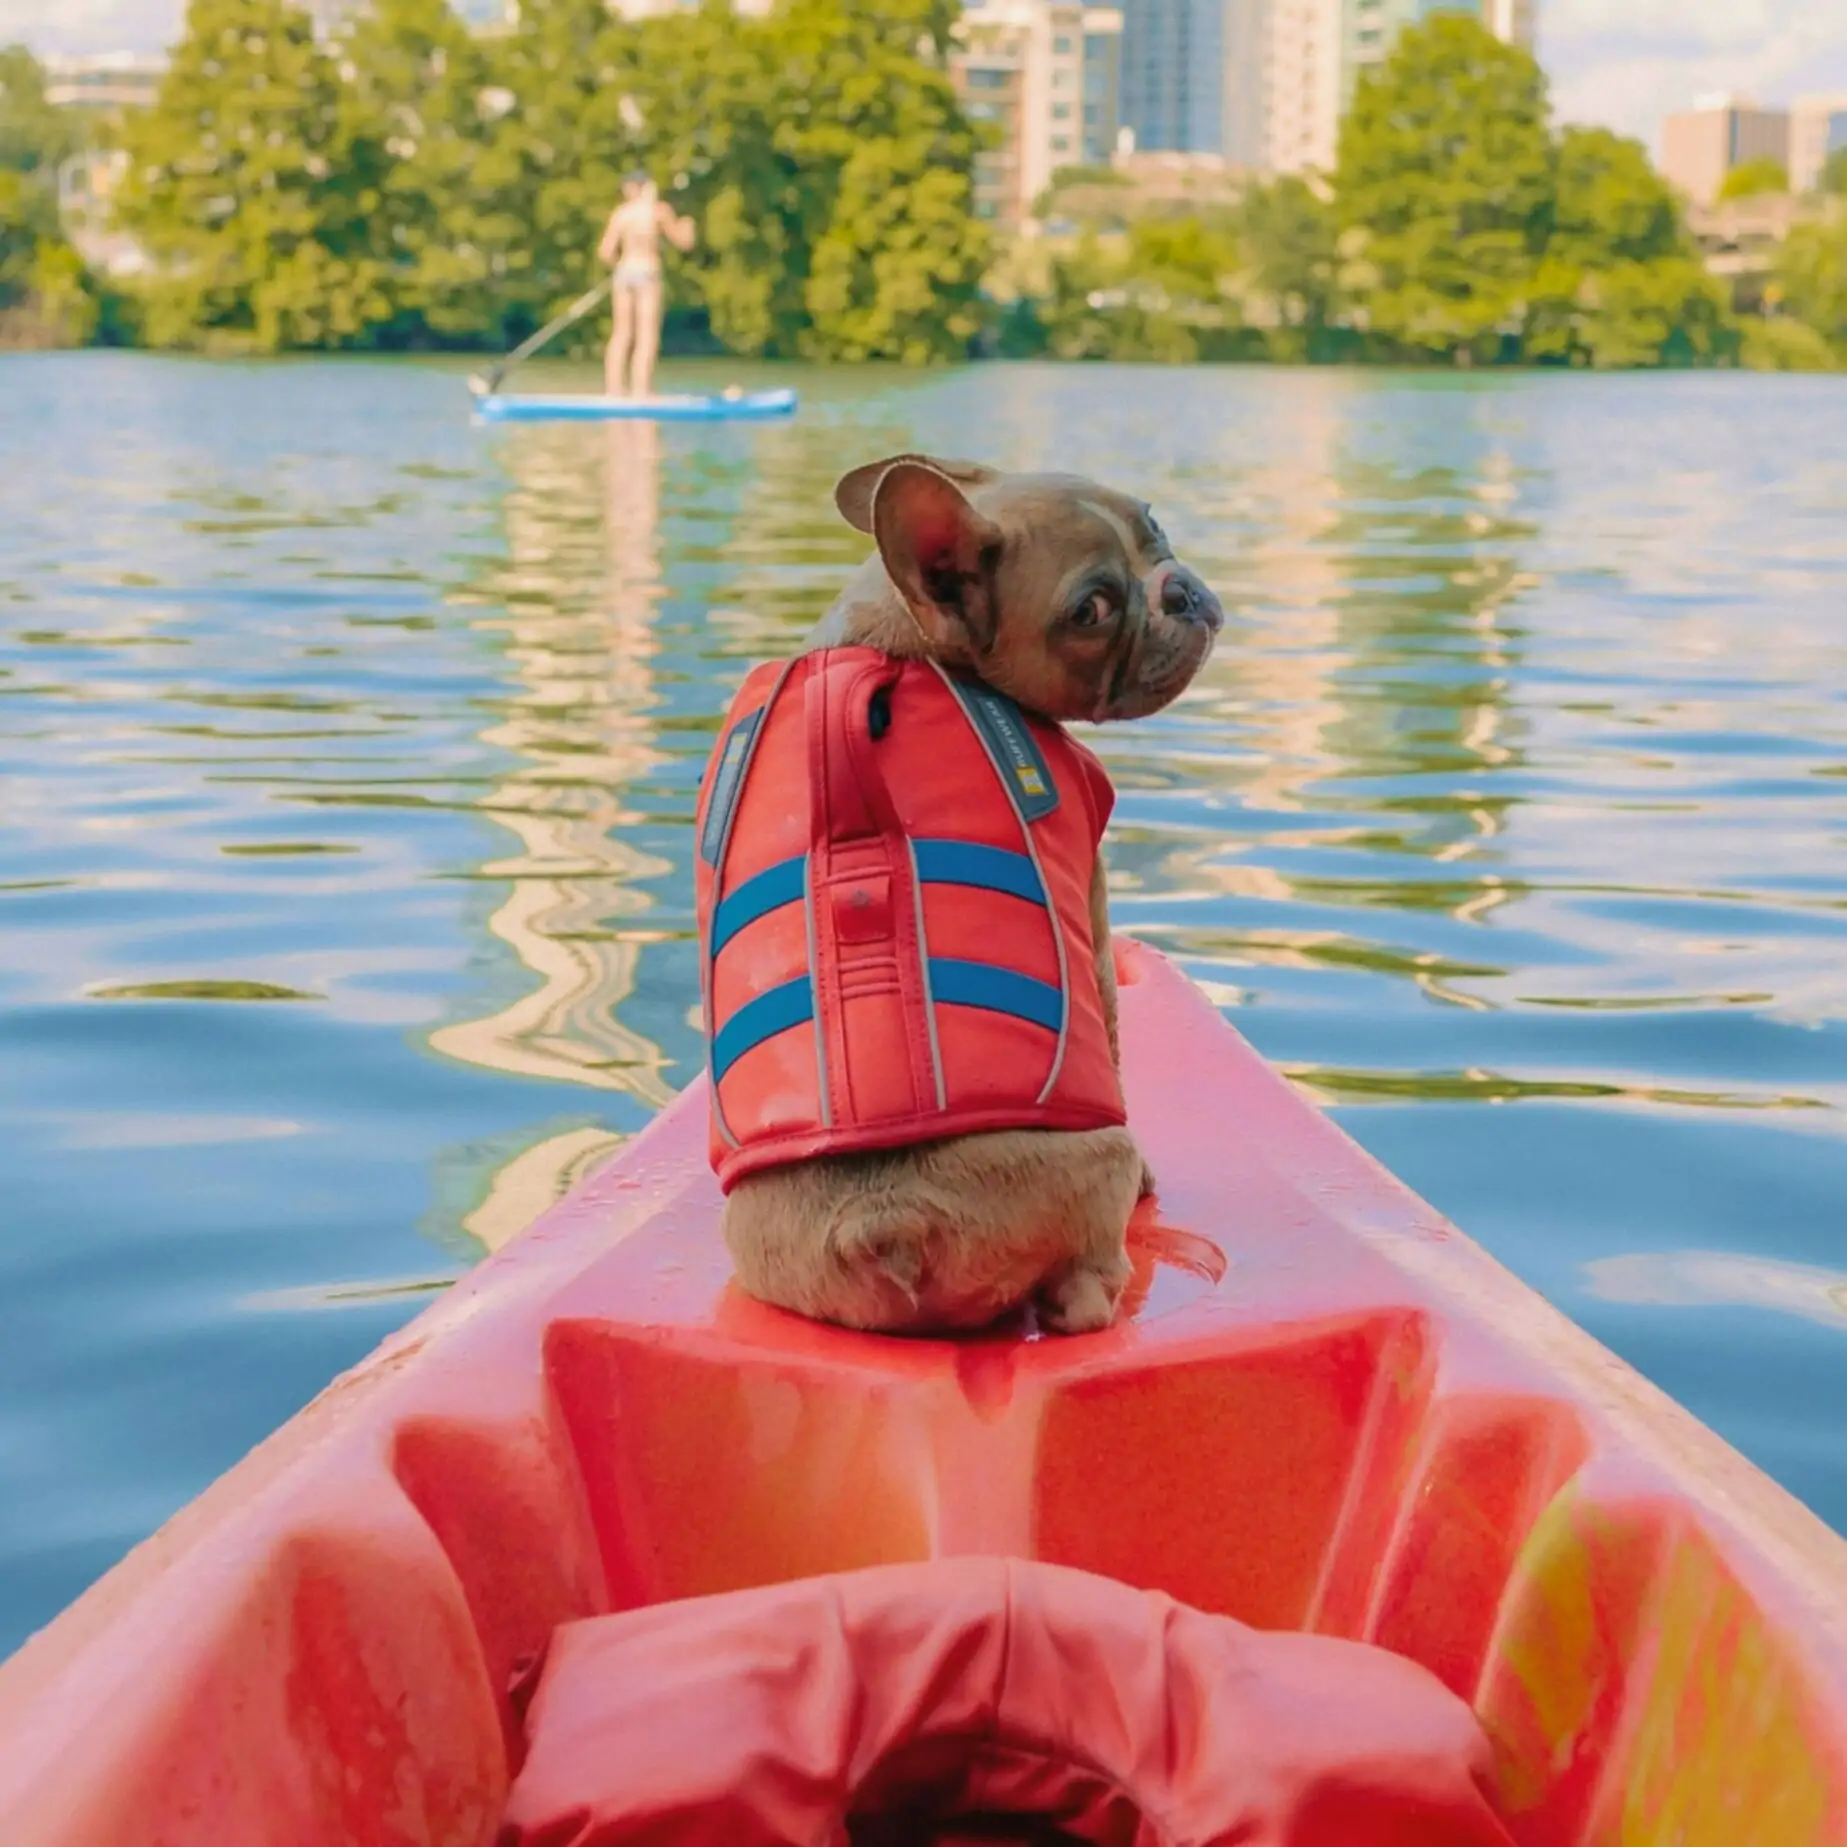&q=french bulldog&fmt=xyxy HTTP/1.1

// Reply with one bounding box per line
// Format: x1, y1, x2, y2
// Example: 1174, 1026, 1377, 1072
714, 454, 1223, 1335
